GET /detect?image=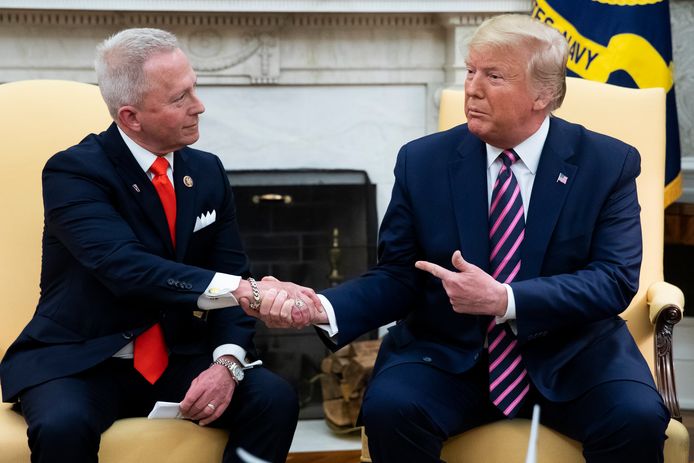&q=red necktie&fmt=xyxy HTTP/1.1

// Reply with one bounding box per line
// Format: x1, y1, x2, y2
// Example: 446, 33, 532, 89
487, 149, 529, 417
133, 156, 174, 384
